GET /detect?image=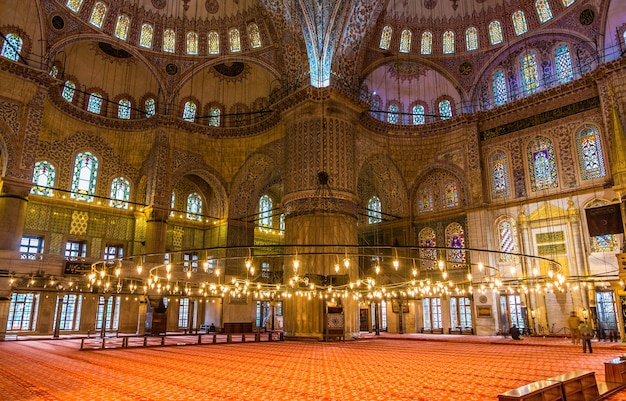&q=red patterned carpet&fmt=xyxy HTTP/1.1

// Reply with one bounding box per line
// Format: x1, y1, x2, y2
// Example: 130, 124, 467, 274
1, 335, 626, 401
